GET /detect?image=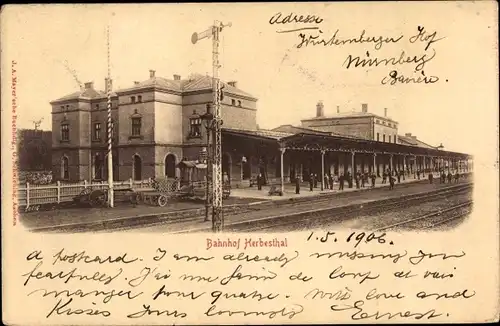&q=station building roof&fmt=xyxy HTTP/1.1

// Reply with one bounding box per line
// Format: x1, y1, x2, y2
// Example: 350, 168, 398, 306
301, 111, 398, 124
398, 134, 436, 149
272, 124, 364, 139
52, 87, 117, 103
53, 73, 257, 103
